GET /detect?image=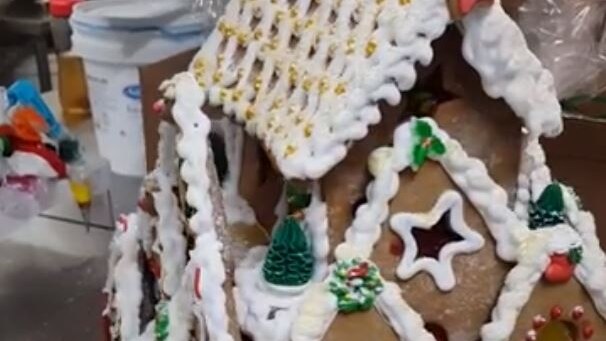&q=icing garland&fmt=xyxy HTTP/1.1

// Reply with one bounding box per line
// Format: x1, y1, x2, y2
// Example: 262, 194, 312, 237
390, 190, 485, 291
524, 305, 594, 341
328, 258, 384, 313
